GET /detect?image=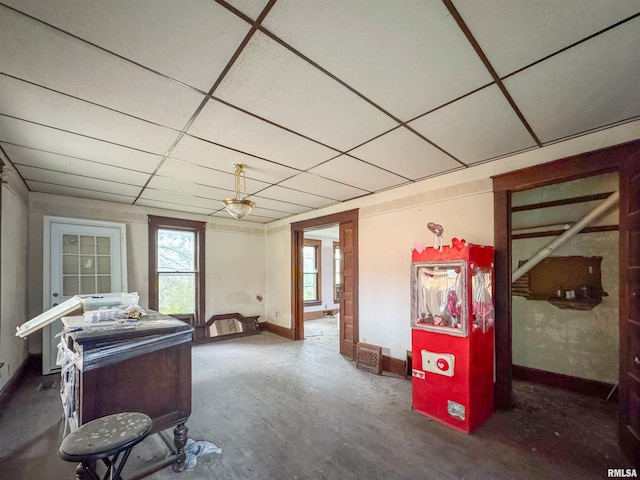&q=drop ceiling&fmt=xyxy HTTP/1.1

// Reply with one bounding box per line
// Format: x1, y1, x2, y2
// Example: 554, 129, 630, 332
1, 1, 639, 224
